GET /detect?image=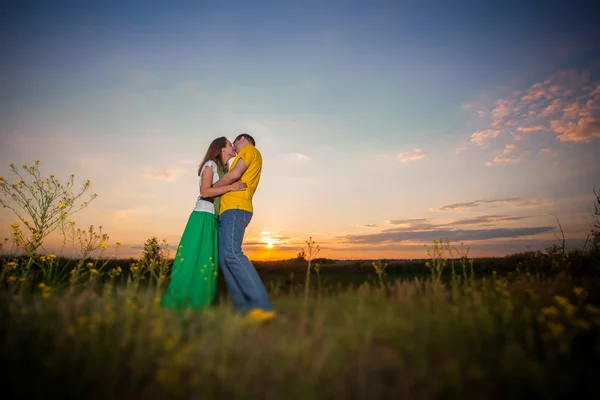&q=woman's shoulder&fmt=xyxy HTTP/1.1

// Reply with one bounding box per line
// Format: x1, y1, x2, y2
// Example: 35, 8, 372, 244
202, 160, 217, 169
